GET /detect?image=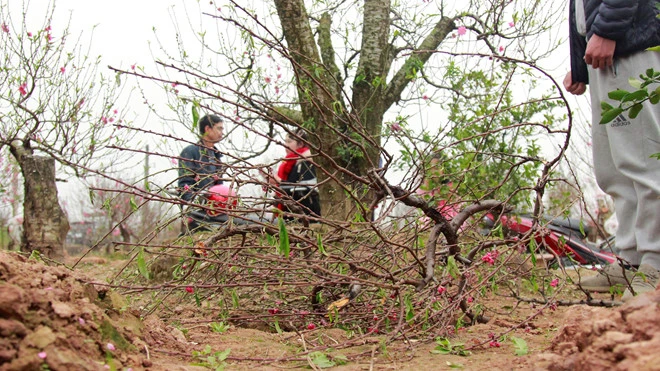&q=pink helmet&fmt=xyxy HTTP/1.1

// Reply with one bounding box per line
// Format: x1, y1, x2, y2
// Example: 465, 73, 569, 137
207, 184, 238, 216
